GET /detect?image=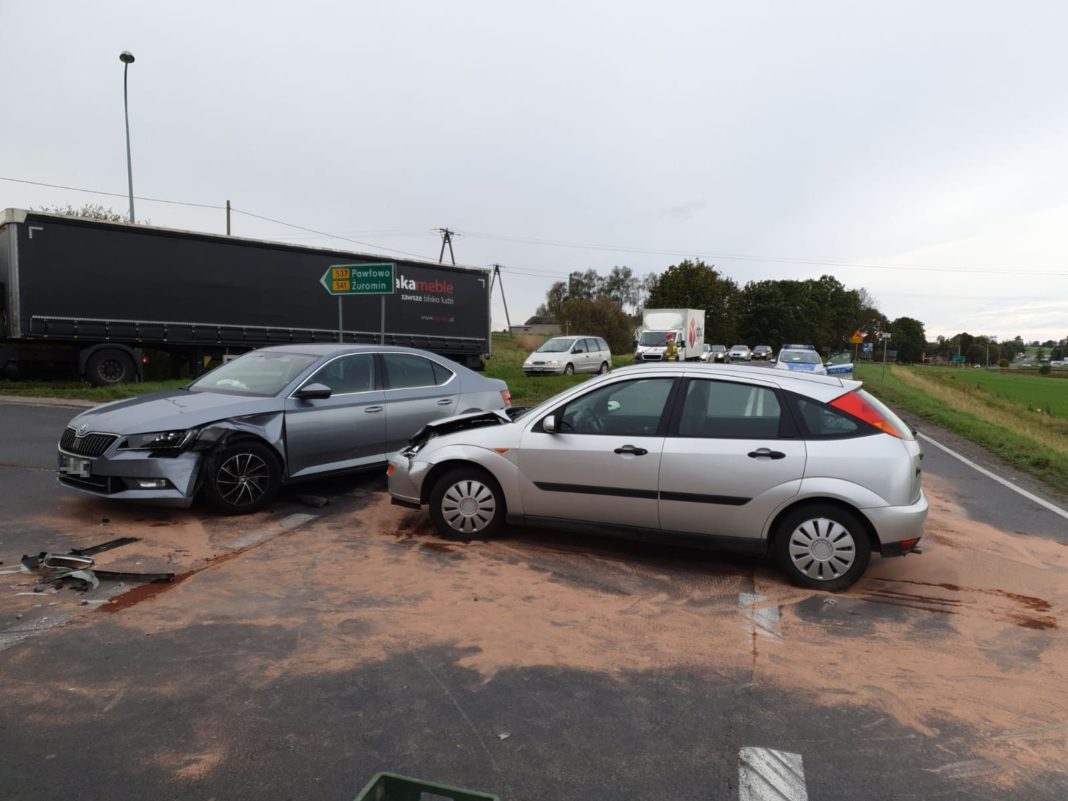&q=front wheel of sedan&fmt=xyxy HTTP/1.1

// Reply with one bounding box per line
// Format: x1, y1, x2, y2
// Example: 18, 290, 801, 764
773, 504, 871, 591
429, 468, 505, 540
563, 363, 575, 375
201, 440, 281, 515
